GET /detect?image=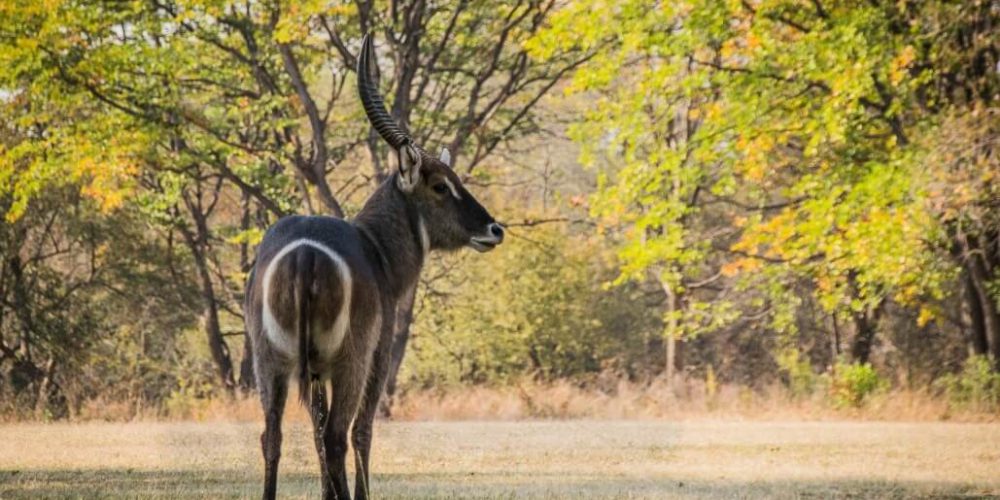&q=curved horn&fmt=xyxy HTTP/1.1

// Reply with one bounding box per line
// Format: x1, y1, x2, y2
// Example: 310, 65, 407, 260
357, 33, 411, 149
